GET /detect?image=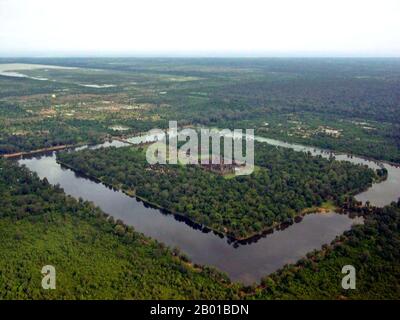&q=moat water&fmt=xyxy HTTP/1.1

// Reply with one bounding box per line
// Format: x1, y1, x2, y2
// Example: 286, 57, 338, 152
18, 136, 400, 285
